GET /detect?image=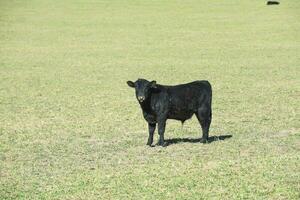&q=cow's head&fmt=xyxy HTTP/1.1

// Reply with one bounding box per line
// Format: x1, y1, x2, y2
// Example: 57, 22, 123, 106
127, 79, 157, 103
